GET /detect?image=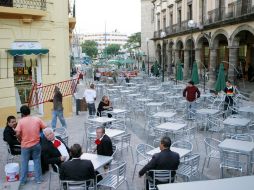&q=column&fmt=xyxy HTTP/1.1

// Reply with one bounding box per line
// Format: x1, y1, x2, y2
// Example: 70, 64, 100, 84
228, 46, 239, 83
183, 49, 189, 79
208, 48, 217, 89
167, 49, 173, 76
